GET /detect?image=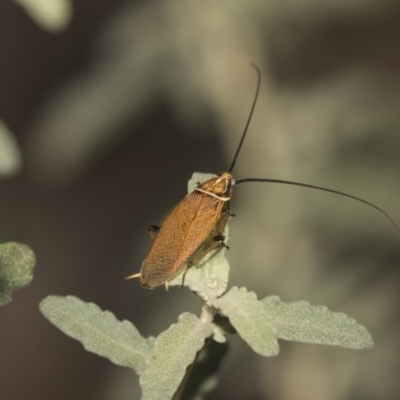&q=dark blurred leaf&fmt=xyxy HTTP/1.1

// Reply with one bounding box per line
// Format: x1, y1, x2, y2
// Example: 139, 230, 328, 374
0, 120, 21, 177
